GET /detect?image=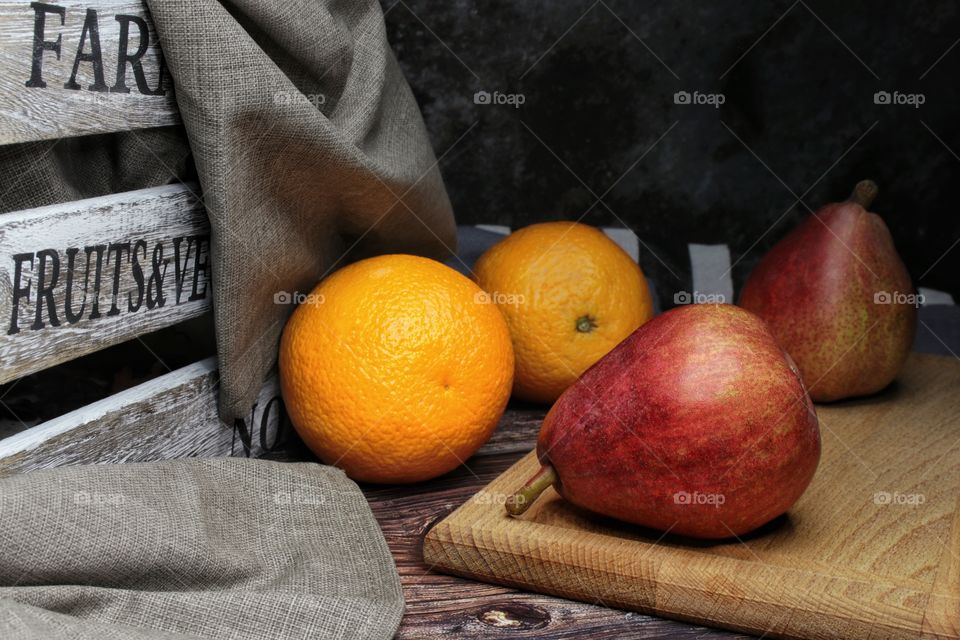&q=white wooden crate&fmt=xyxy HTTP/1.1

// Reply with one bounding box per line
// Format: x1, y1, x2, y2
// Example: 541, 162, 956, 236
0, 0, 277, 472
